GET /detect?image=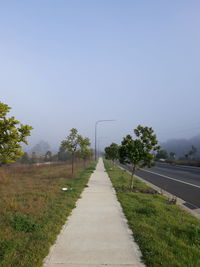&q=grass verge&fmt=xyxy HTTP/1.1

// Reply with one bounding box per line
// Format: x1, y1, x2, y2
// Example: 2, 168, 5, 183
104, 160, 200, 267
0, 160, 96, 267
